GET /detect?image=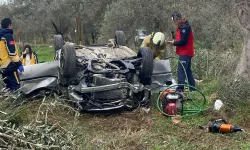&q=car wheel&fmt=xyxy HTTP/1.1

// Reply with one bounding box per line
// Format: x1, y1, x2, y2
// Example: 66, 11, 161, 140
54, 34, 64, 51
59, 44, 76, 81
115, 31, 126, 46
137, 47, 153, 85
